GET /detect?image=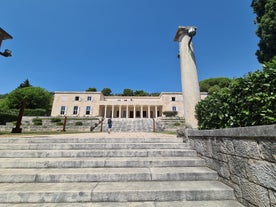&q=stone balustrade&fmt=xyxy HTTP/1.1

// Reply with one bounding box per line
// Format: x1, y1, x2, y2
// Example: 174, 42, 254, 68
177, 125, 276, 207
